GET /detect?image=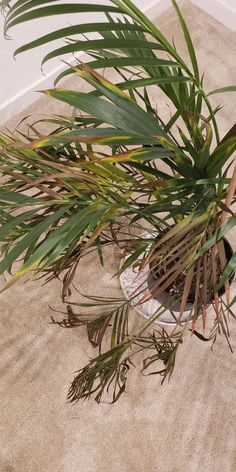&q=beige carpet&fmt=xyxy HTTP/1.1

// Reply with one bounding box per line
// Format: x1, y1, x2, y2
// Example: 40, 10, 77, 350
1, 1, 236, 471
